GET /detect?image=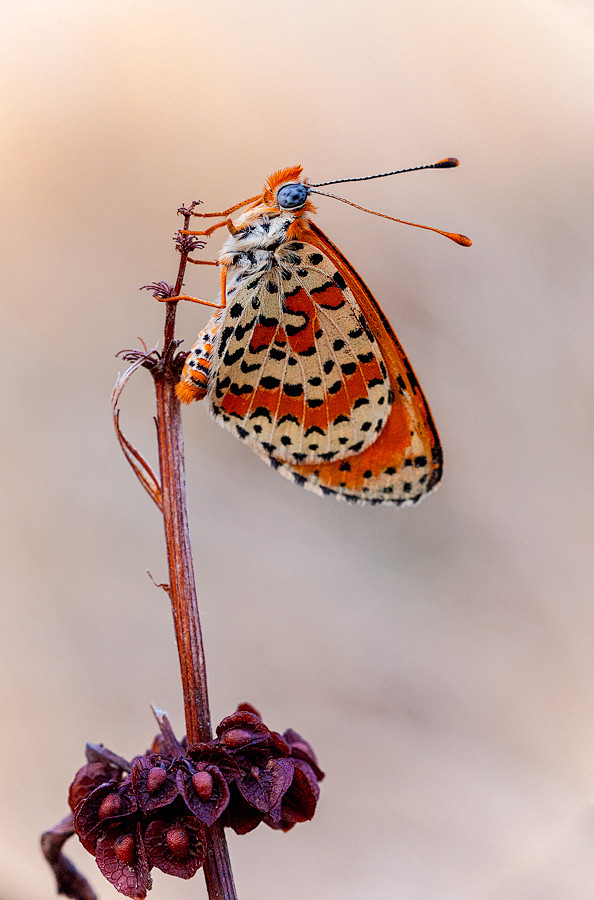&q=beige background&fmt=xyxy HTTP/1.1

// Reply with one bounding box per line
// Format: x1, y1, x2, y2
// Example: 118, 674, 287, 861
2, 0, 594, 898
